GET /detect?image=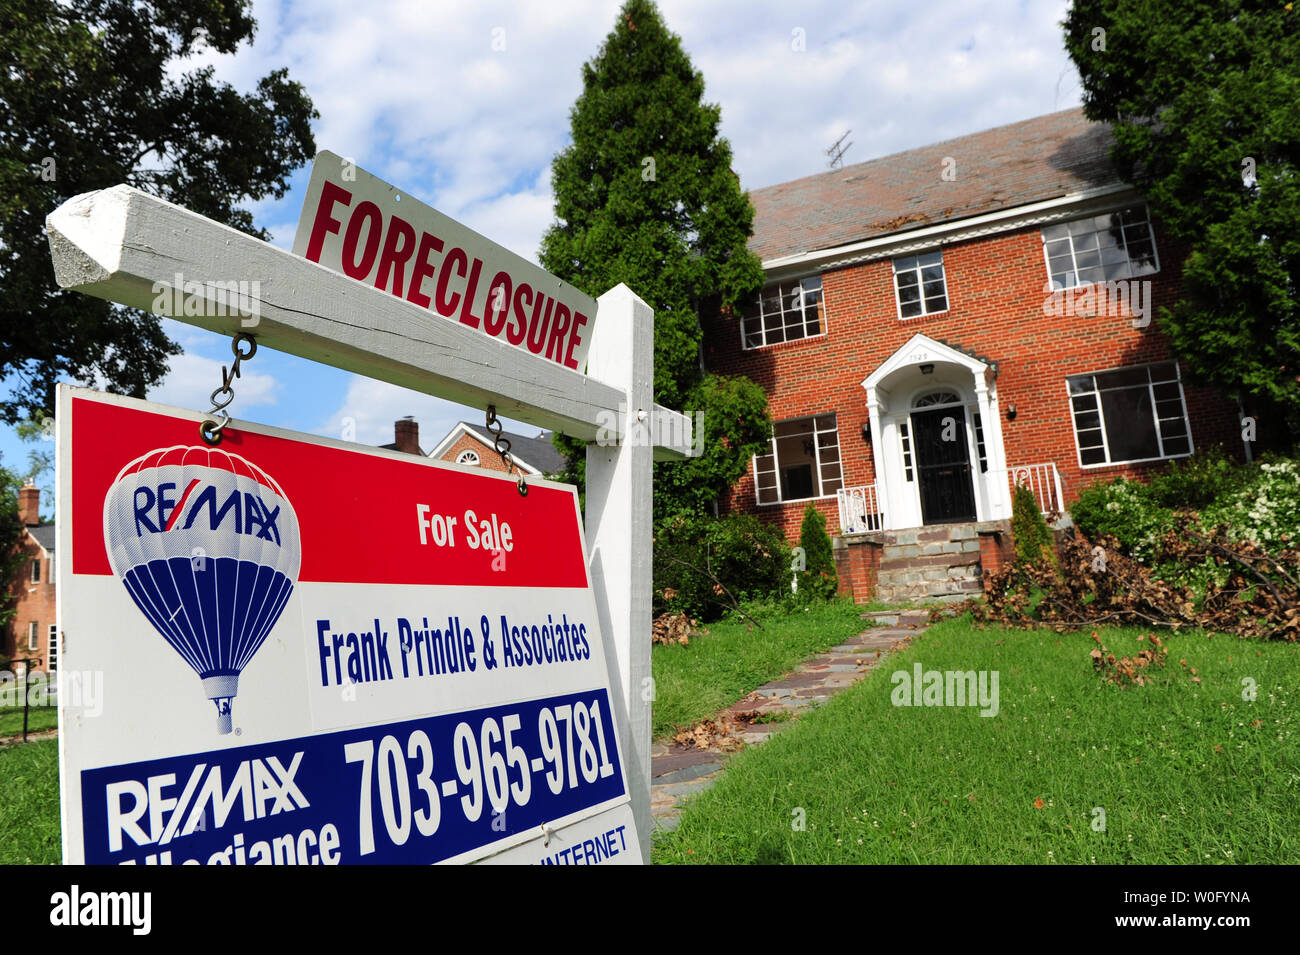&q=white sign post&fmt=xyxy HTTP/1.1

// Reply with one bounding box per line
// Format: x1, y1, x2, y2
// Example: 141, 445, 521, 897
46, 164, 691, 863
